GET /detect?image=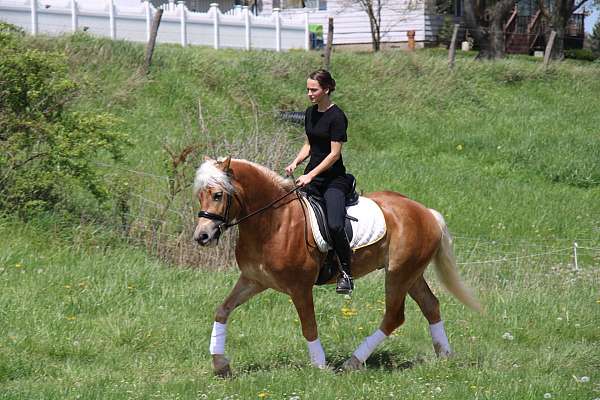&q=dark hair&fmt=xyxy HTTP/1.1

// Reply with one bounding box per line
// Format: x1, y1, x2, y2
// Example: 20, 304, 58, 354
309, 69, 336, 94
